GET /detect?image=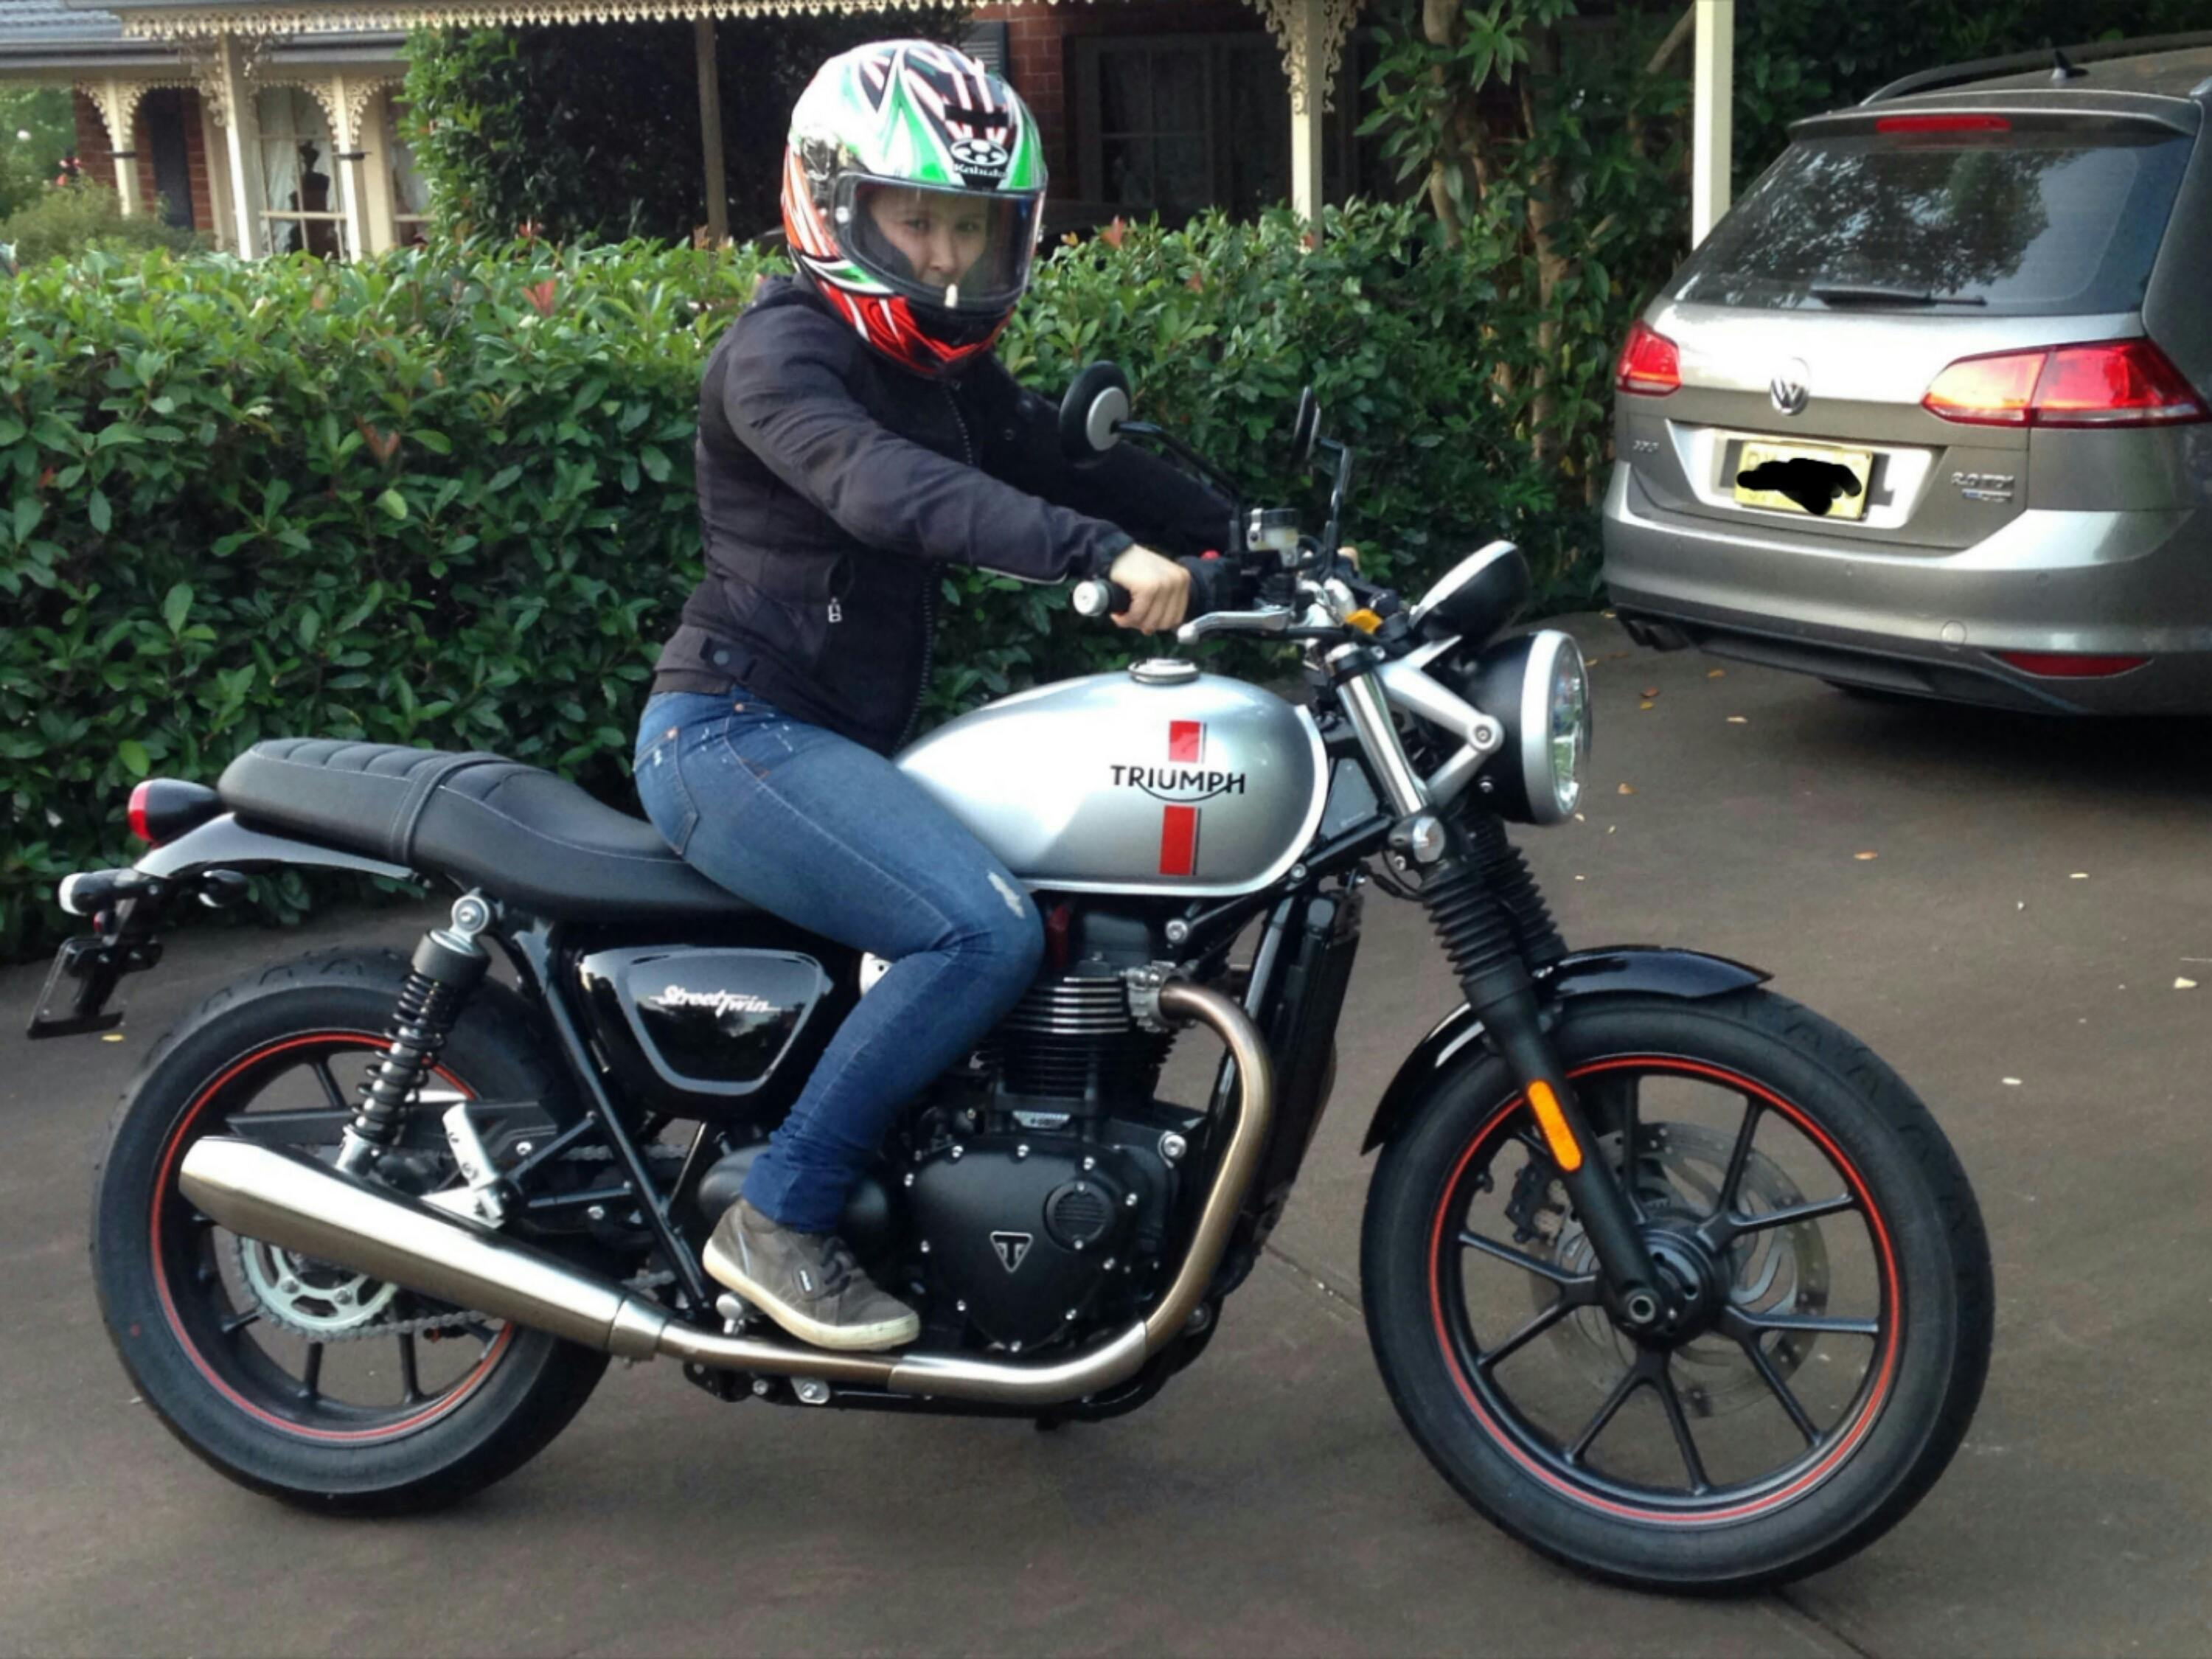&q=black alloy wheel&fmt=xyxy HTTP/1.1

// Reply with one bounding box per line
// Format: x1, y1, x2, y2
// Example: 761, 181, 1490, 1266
93, 948, 608, 1513
1362, 988, 1992, 1590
